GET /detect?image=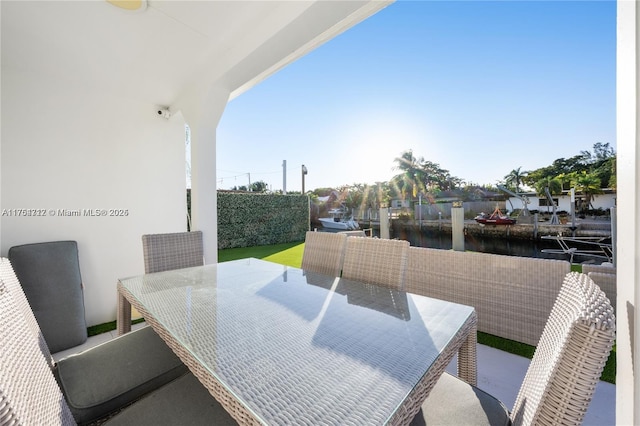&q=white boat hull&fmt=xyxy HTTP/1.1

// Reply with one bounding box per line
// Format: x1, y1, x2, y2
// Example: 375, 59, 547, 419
319, 217, 359, 230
